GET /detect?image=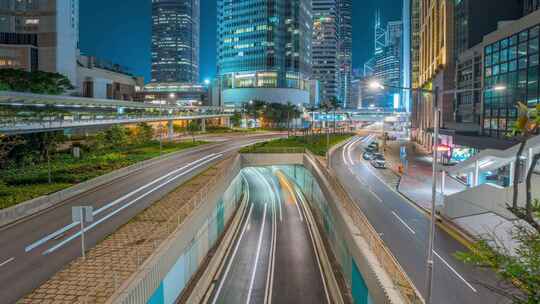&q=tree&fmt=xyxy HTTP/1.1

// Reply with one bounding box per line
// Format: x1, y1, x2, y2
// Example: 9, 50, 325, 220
508, 103, 540, 232
19, 131, 65, 183
0, 69, 73, 95
456, 103, 540, 303
104, 125, 130, 148
230, 112, 242, 128
134, 123, 154, 144
187, 120, 201, 143
0, 135, 24, 169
